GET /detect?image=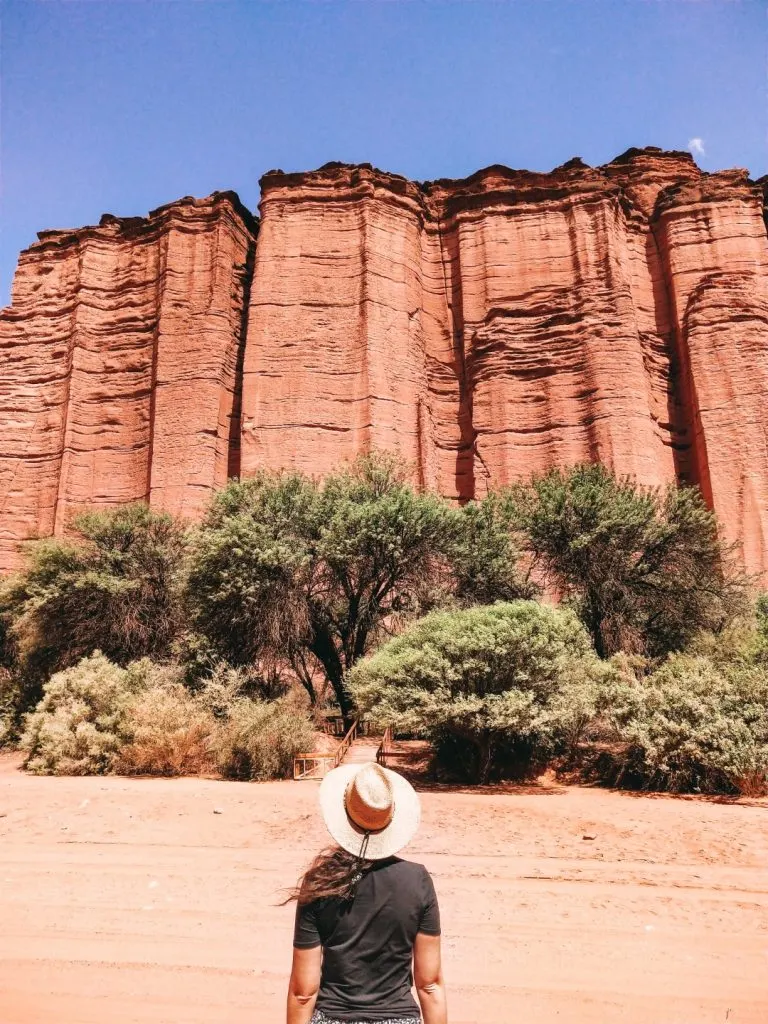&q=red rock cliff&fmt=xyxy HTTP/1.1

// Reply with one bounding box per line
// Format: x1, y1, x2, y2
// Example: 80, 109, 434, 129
241, 150, 768, 580
2, 150, 767, 580
0, 193, 256, 570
